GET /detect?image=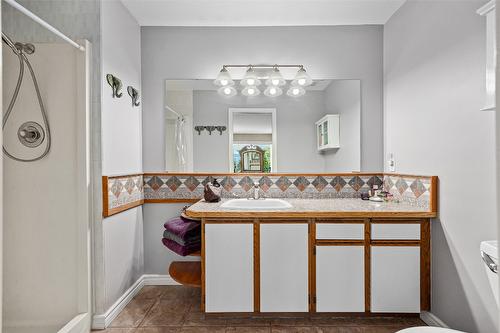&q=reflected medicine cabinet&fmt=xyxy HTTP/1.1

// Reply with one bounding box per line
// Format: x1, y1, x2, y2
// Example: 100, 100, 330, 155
316, 114, 340, 151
